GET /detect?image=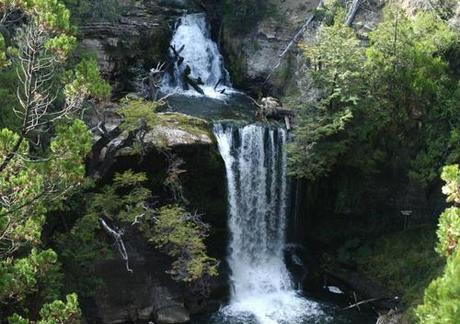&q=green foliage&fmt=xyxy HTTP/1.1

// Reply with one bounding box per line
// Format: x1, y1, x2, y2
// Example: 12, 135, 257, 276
0, 68, 21, 130
0, 249, 57, 302
436, 207, 460, 257
9, 293, 81, 324
56, 170, 218, 295
37, 293, 81, 324
149, 205, 218, 282
416, 248, 460, 323
118, 98, 160, 133
352, 226, 442, 306
0, 120, 91, 319
64, 57, 111, 99
416, 165, 460, 322
441, 165, 460, 204
0, 34, 8, 68
289, 6, 459, 187
63, 0, 127, 23
288, 9, 370, 179
434, 166, 460, 257
0, 0, 110, 321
